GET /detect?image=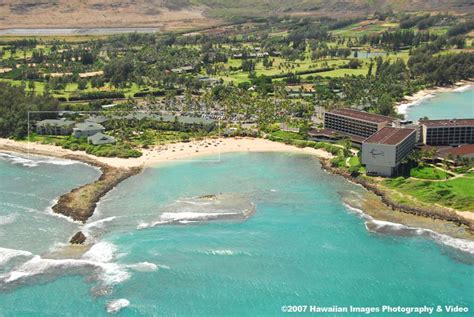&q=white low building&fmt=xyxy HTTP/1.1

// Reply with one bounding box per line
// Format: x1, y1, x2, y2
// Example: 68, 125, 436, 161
361, 127, 416, 177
